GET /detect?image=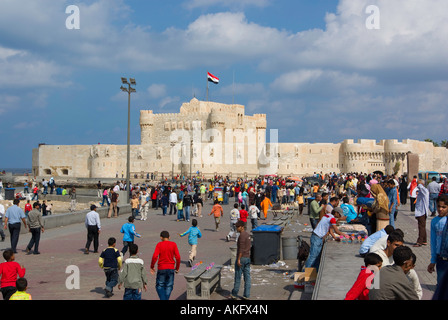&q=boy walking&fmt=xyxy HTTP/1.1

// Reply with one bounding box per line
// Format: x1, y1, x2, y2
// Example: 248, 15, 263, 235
239, 204, 248, 230
120, 216, 141, 257
226, 203, 240, 242
150, 231, 181, 300
99, 237, 123, 298
179, 219, 202, 267
130, 194, 139, 218
176, 198, 184, 221
209, 200, 224, 231
248, 202, 260, 230
118, 243, 148, 300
